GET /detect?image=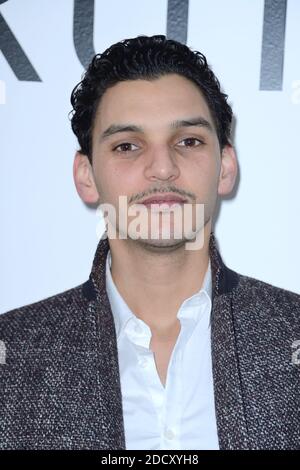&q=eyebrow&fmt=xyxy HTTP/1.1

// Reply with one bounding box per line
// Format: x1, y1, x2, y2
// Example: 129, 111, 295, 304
100, 116, 214, 141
